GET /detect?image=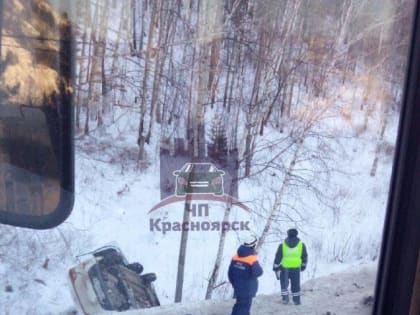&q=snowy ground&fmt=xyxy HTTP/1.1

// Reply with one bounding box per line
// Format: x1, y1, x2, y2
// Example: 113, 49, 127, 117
0, 82, 399, 314
118, 263, 376, 315
0, 109, 394, 314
